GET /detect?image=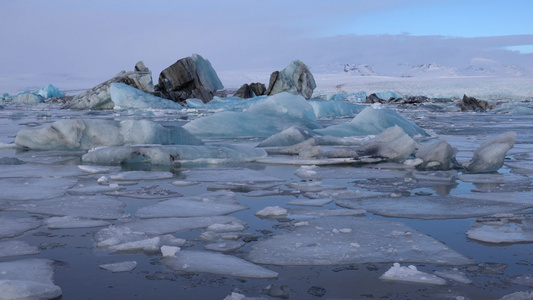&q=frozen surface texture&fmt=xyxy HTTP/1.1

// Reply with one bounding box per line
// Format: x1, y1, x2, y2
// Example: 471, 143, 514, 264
15, 118, 202, 150
0, 259, 62, 300
0, 216, 41, 239
248, 217, 473, 265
